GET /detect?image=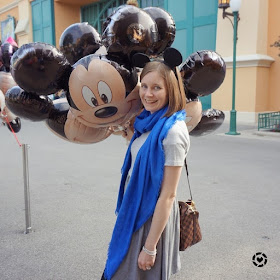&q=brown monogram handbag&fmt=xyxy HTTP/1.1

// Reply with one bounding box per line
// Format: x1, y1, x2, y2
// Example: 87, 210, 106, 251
178, 160, 202, 251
